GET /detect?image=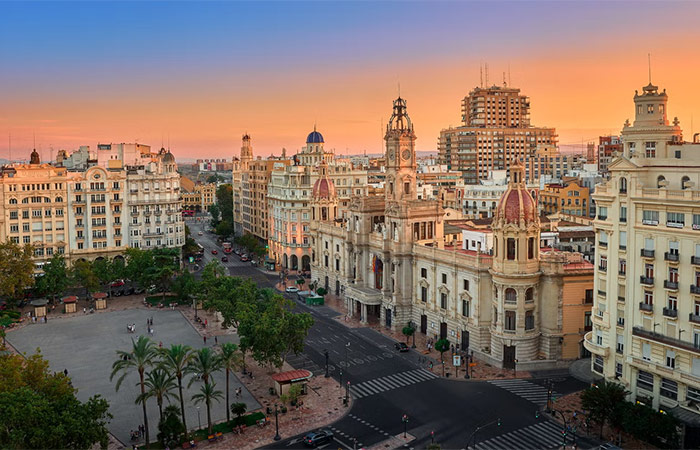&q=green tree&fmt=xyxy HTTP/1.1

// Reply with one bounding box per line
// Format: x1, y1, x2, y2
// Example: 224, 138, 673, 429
71, 259, 99, 299
35, 254, 69, 304
581, 380, 629, 438
215, 184, 233, 223
159, 345, 194, 435
280, 309, 314, 367
230, 402, 247, 424
208, 204, 221, 228
0, 351, 111, 449
111, 336, 158, 448
136, 368, 179, 422
157, 405, 185, 449
191, 382, 223, 435
0, 241, 35, 304
91, 258, 113, 297
171, 271, 198, 303
402, 325, 415, 344
187, 347, 221, 388
125, 248, 156, 290
316, 287, 327, 297
215, 220, 233, 238
434, 338, 450, 377
218, 343, 244, 423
